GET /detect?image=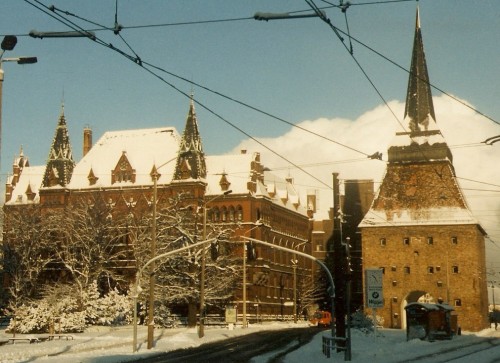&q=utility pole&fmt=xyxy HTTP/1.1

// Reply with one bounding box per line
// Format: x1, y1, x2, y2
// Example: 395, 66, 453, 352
332, 173, 346, 352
